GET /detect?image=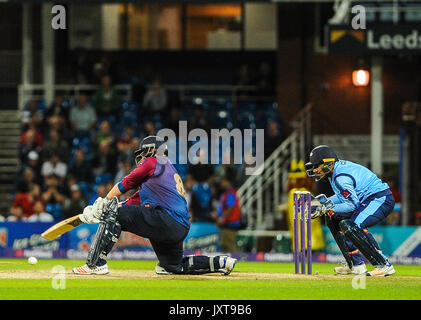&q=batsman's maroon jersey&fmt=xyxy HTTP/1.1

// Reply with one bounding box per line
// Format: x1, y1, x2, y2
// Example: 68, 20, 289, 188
118, 155, 190, 227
